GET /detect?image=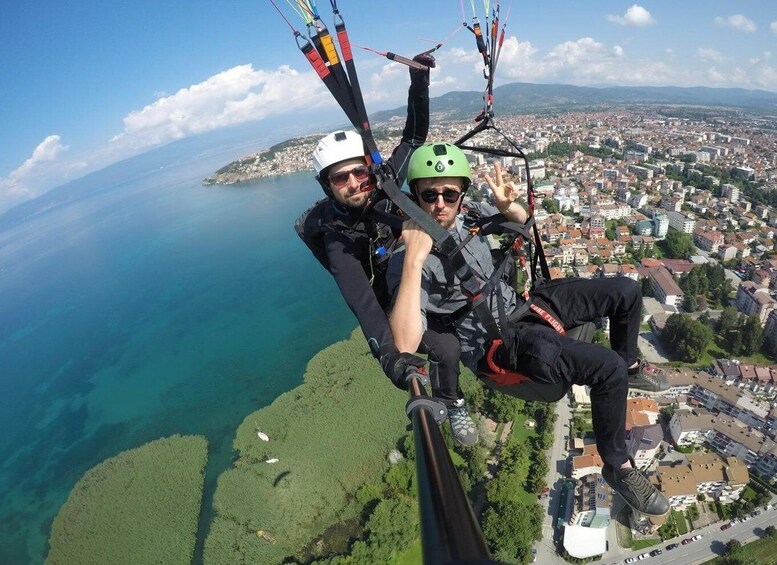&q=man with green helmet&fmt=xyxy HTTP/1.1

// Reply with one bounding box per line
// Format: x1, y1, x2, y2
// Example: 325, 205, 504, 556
387, 142, 671, 518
